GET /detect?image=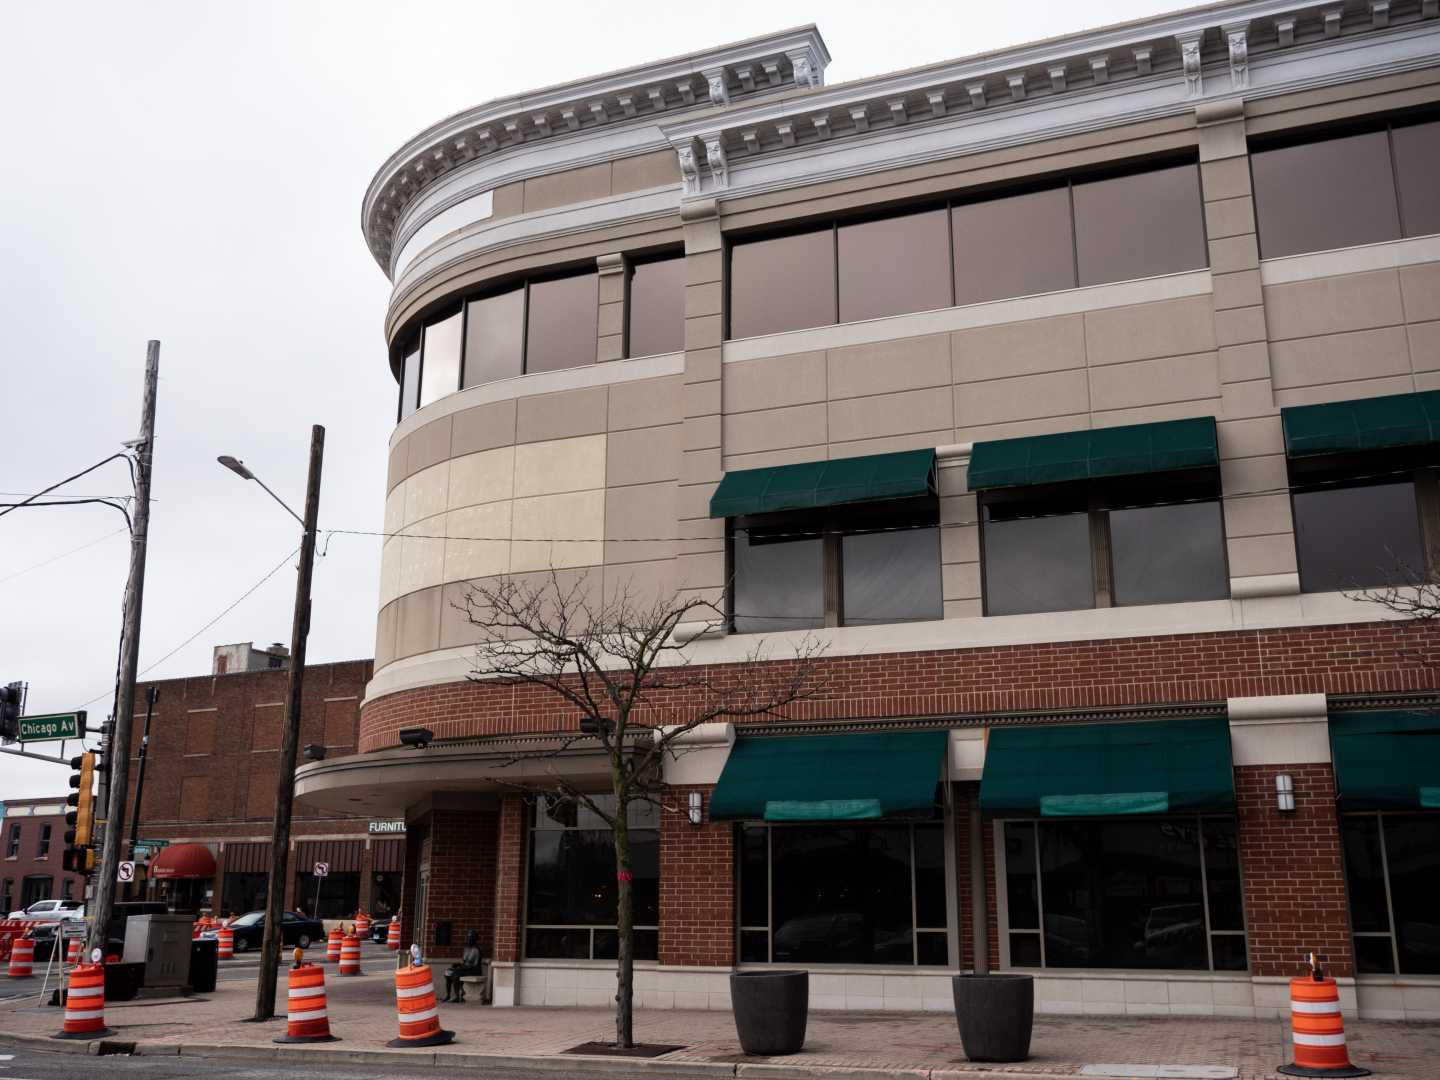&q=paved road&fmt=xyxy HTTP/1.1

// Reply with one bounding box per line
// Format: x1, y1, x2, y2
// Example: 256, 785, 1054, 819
0, 1047, 601, 1080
